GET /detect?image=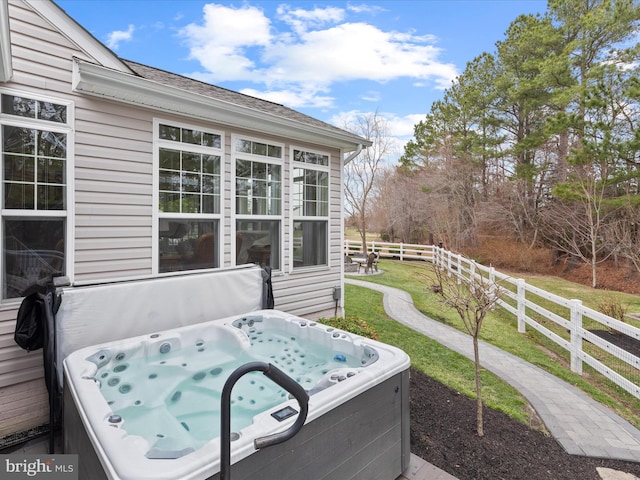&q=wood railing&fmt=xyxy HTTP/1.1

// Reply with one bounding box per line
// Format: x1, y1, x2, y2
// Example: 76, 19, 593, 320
344, 240, 640, 399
